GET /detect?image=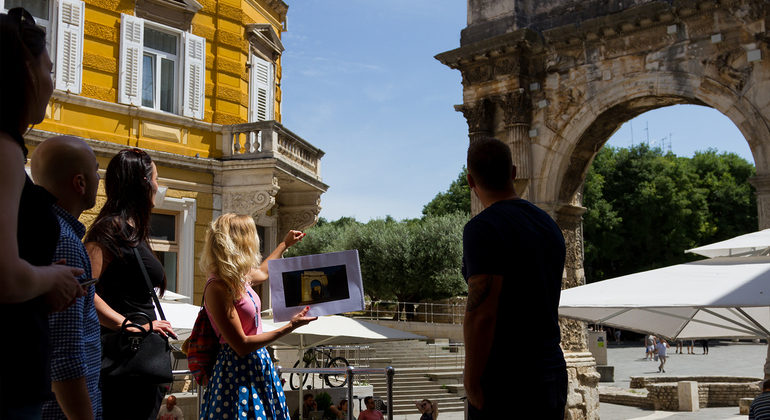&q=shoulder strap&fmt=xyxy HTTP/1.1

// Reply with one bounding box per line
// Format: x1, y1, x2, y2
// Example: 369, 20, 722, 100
133, 245, 166, 321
